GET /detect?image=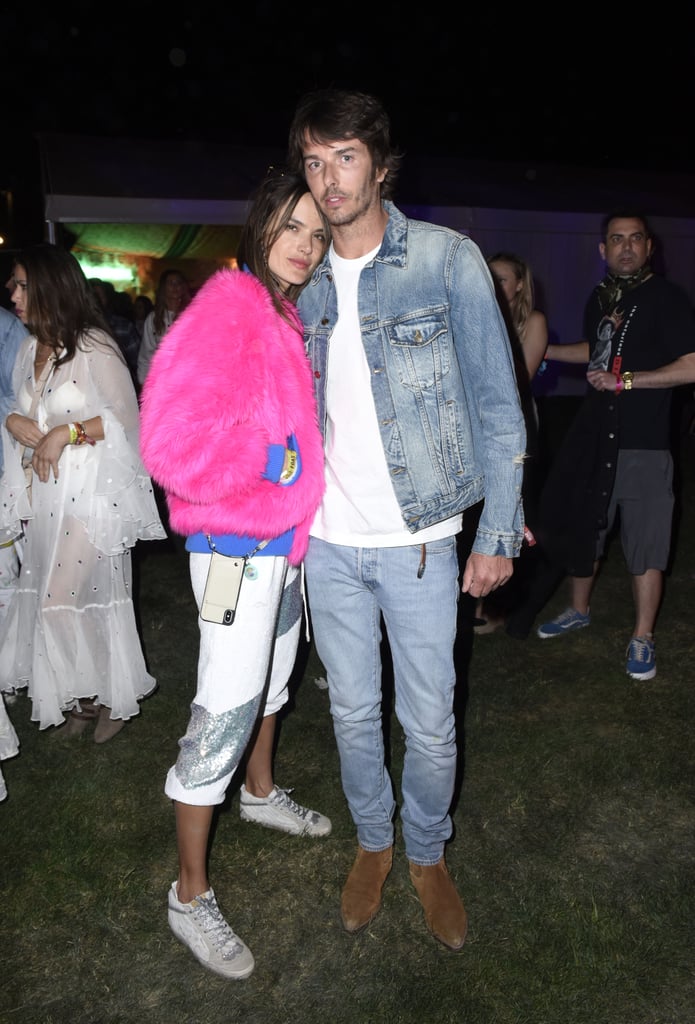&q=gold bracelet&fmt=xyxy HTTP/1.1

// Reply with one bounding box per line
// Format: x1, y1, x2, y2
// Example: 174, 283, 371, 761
68, 423, 78, 444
